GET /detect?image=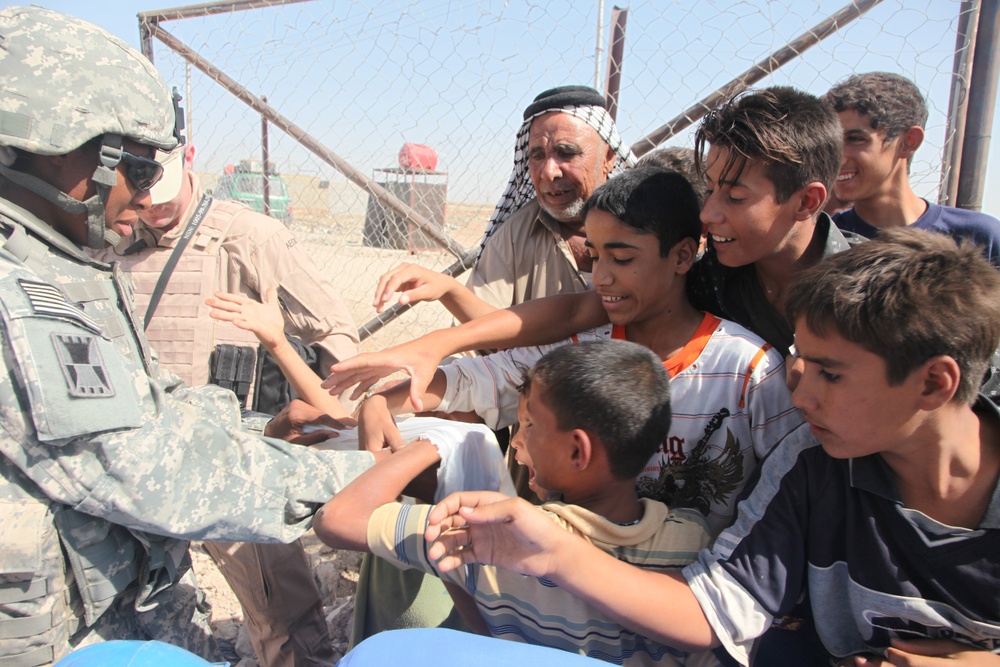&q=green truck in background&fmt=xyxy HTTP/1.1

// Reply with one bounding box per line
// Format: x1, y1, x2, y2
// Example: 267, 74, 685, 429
213, 160, 293, 225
